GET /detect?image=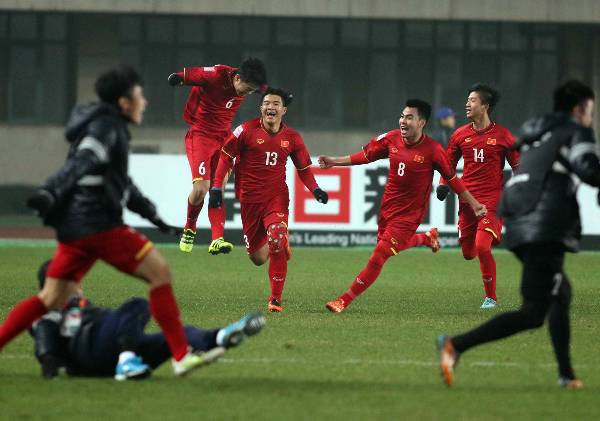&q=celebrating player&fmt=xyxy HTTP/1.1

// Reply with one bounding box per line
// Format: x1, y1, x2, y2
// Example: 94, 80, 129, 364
0, 66, 210, 376
208, 88, 329, 313
321, 99, 487, 313
168, 58, 267, 254
438, 80, 599, 389
436, 84, 519, 309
